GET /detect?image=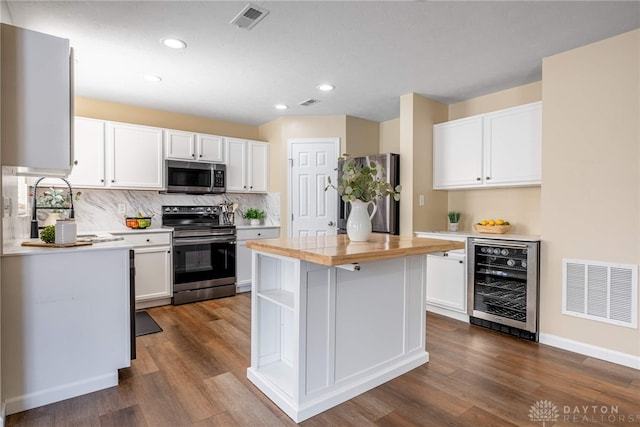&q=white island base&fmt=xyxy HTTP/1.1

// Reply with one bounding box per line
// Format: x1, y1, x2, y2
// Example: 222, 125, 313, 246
247, 250, 428, 423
